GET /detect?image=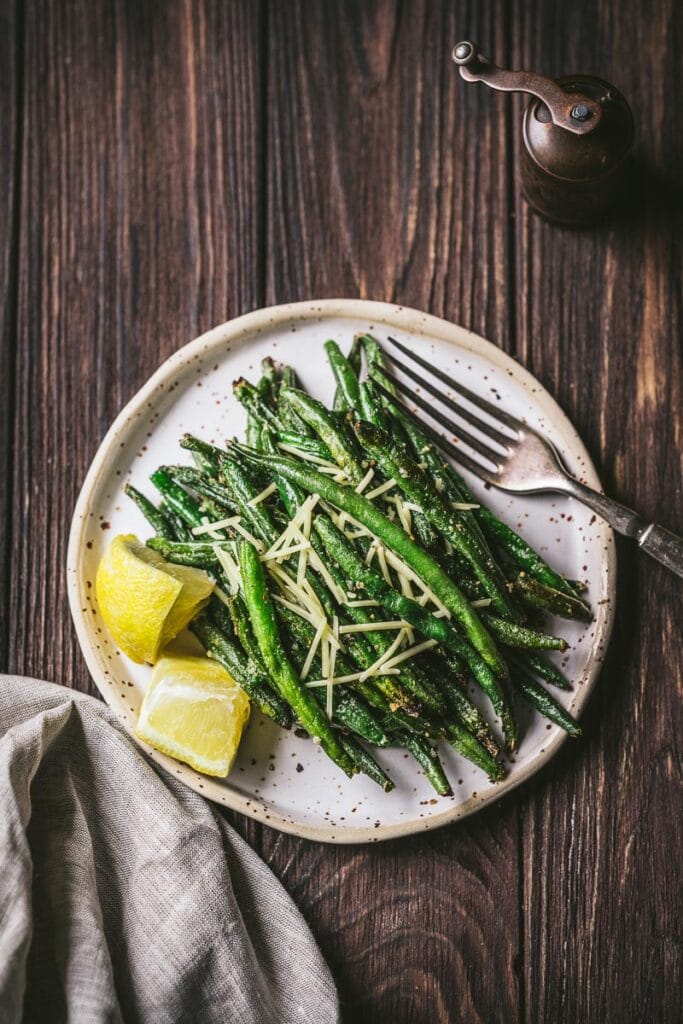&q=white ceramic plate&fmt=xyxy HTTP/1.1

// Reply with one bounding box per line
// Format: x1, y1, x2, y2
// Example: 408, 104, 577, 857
67, 300, 615, 843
